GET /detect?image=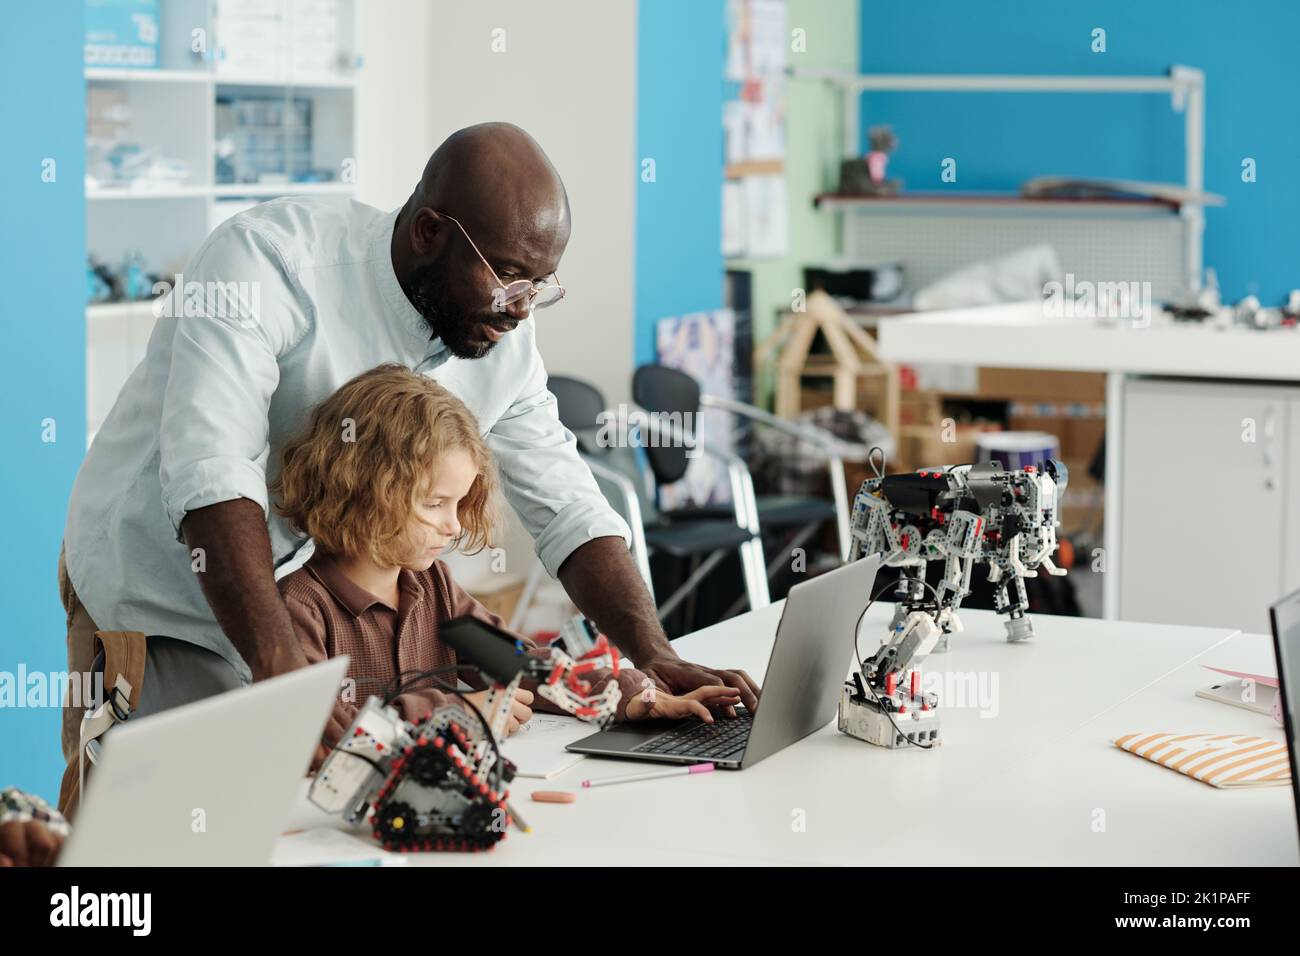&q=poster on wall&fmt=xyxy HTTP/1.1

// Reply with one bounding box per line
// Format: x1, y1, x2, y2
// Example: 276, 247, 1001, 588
726, 0, 786, 81
723, 0, 788, 259
654, 309, 737, 510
